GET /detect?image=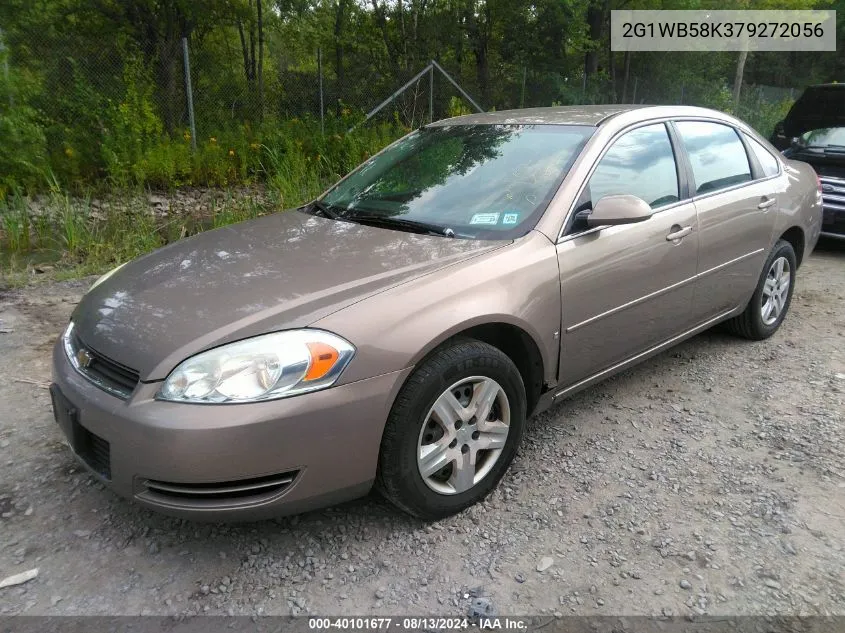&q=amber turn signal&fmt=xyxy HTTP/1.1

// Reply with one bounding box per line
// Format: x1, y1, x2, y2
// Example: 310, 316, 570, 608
304, 342, 340, 381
